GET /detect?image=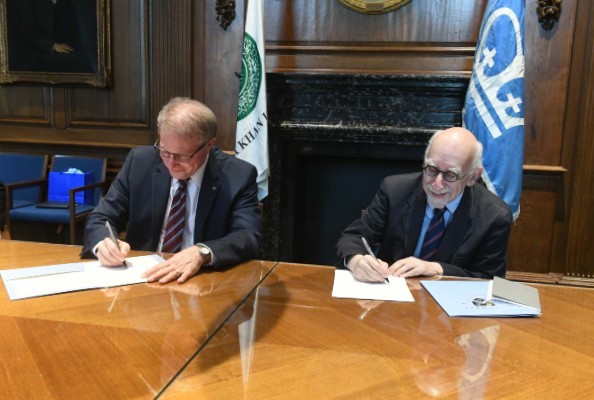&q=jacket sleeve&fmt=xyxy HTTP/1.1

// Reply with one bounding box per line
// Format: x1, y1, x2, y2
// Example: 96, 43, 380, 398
201, 161, 262, 268
335, 178, 391, 267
